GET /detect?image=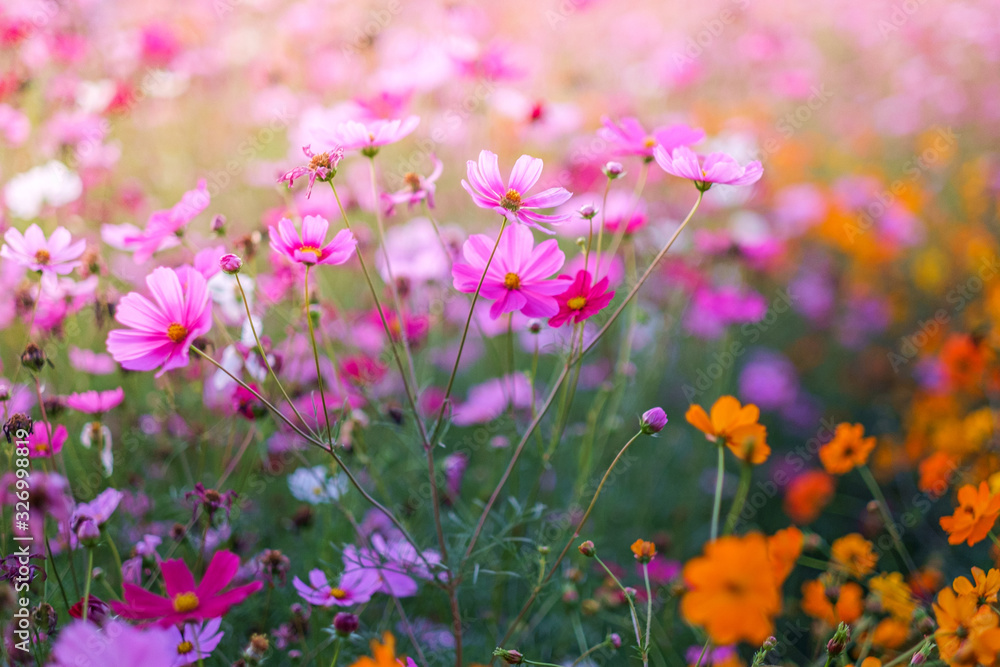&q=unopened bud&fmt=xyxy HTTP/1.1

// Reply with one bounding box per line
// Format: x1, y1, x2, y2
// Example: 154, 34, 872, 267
603, 161, 625, 179
219, 253, 243, 275
578, 540, 595, 557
